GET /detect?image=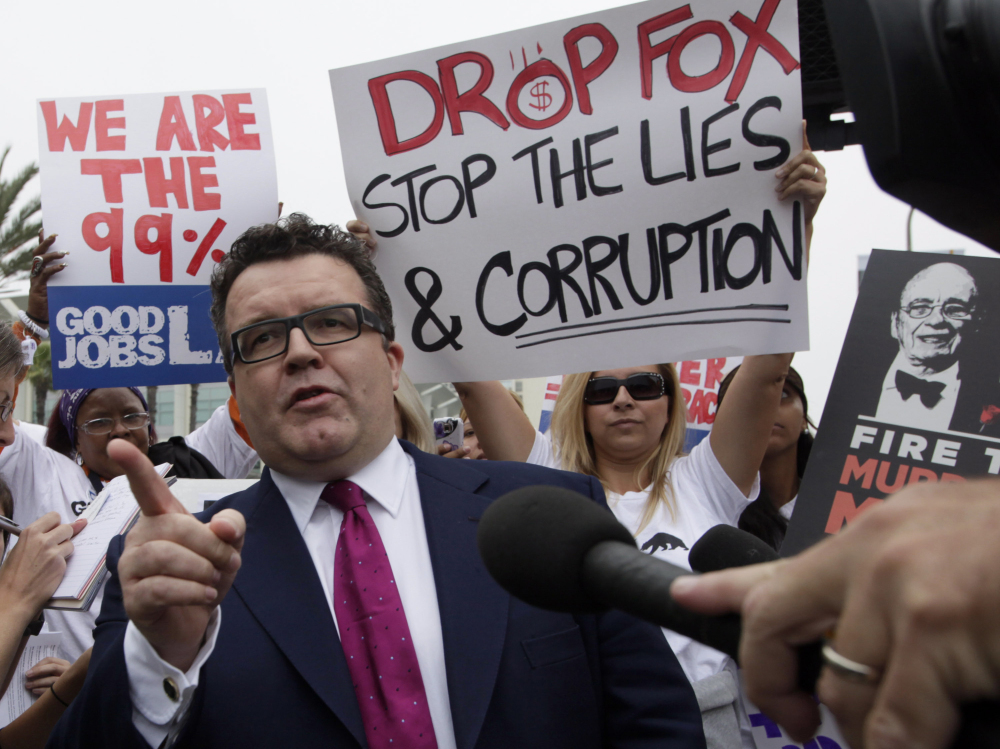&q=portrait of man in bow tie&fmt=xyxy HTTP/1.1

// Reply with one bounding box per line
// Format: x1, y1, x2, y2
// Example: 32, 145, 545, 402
874, 261, 997, 434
